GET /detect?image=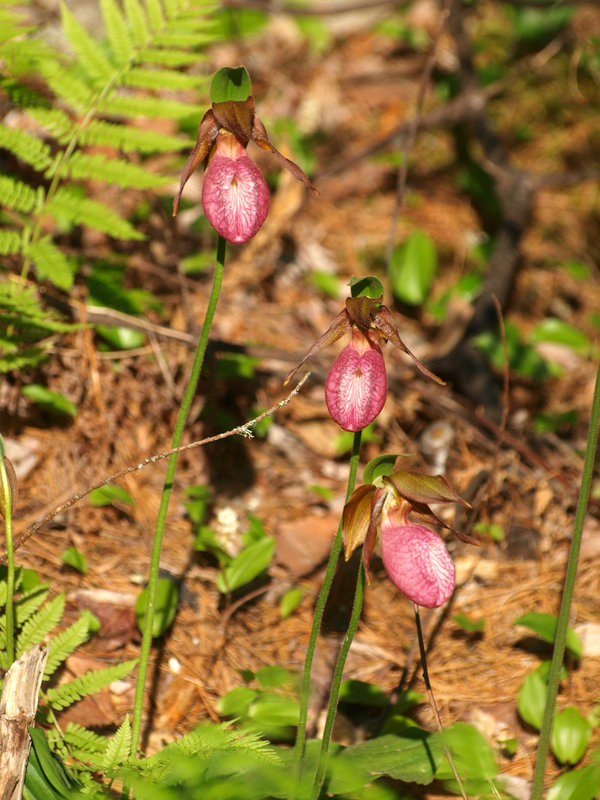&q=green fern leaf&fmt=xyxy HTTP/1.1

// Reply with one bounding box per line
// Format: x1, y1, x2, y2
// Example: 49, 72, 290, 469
65, 151, 170, 189
136, 46, 202, 66
153, 29, 208, 48
122, 65, 204, 91
15, 584, 51, 626
0, 175, 44, 213
124, 0, 150, 46
16, 592, 65, 656
0, 229, 22, 255
46, 187, 144, 241
100, 0, 133, 66
40, 63, 96, 113
102, 715, 132, 770
63, 722, 109, 754
100, 92, 203, 120
143, 0, 165, 30
60, 1, 115, 85
26, 236, 76, 290
27, 108, 74, 142
0, 124, 52, 171
81, 118, 191, 153
46, 658, 138, 711
44, 610, 96, 679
